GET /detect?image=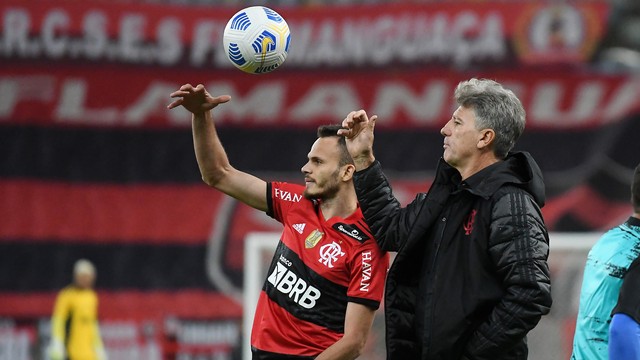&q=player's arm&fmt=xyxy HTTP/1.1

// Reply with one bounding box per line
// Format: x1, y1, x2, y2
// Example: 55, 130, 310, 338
315, 302, 376, 360
168, 84, 267, 211
609, 313, 640, 360
92, 300, 107, 360
49, 291, 70, 360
